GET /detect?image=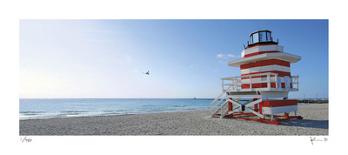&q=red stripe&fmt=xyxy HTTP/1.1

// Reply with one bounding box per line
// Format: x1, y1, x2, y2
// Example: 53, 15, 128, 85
241, 75, 290, 79
241, 71, 291, 77
244, 51, 279, 58
247, 42, 278, 48
240, 59, 290, 69
241, 75, 269, 79
242, 83, 268, 89
259, 102, 263, 114
241, 83, 287, 89
261, 100, 298, 107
